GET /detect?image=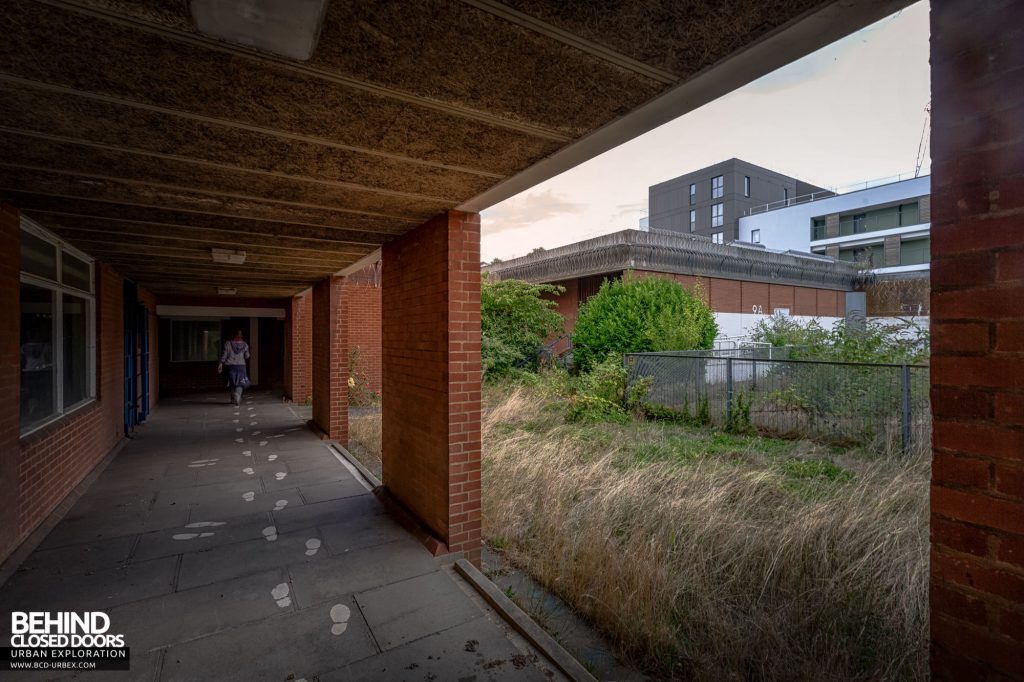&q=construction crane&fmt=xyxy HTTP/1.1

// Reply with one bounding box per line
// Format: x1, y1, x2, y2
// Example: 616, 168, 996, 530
914, 101, 931, 177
